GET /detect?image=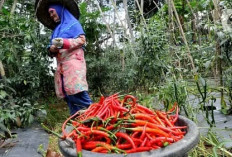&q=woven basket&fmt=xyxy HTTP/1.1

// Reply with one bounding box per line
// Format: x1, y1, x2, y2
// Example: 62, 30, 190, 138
35, 0, 80, 30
